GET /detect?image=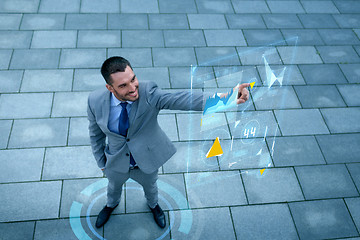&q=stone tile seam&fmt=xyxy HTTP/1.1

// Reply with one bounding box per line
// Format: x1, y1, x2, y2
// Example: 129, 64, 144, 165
2, 197, 360, 225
